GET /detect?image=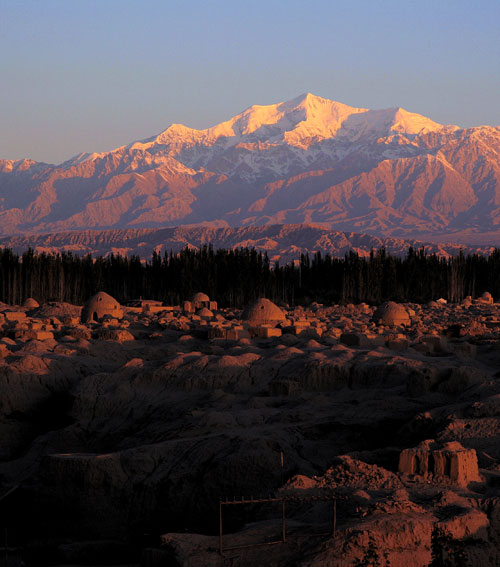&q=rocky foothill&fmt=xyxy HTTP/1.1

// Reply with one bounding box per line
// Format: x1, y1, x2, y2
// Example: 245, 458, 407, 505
3, 292, 500, 565
0, 224, 492, 263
